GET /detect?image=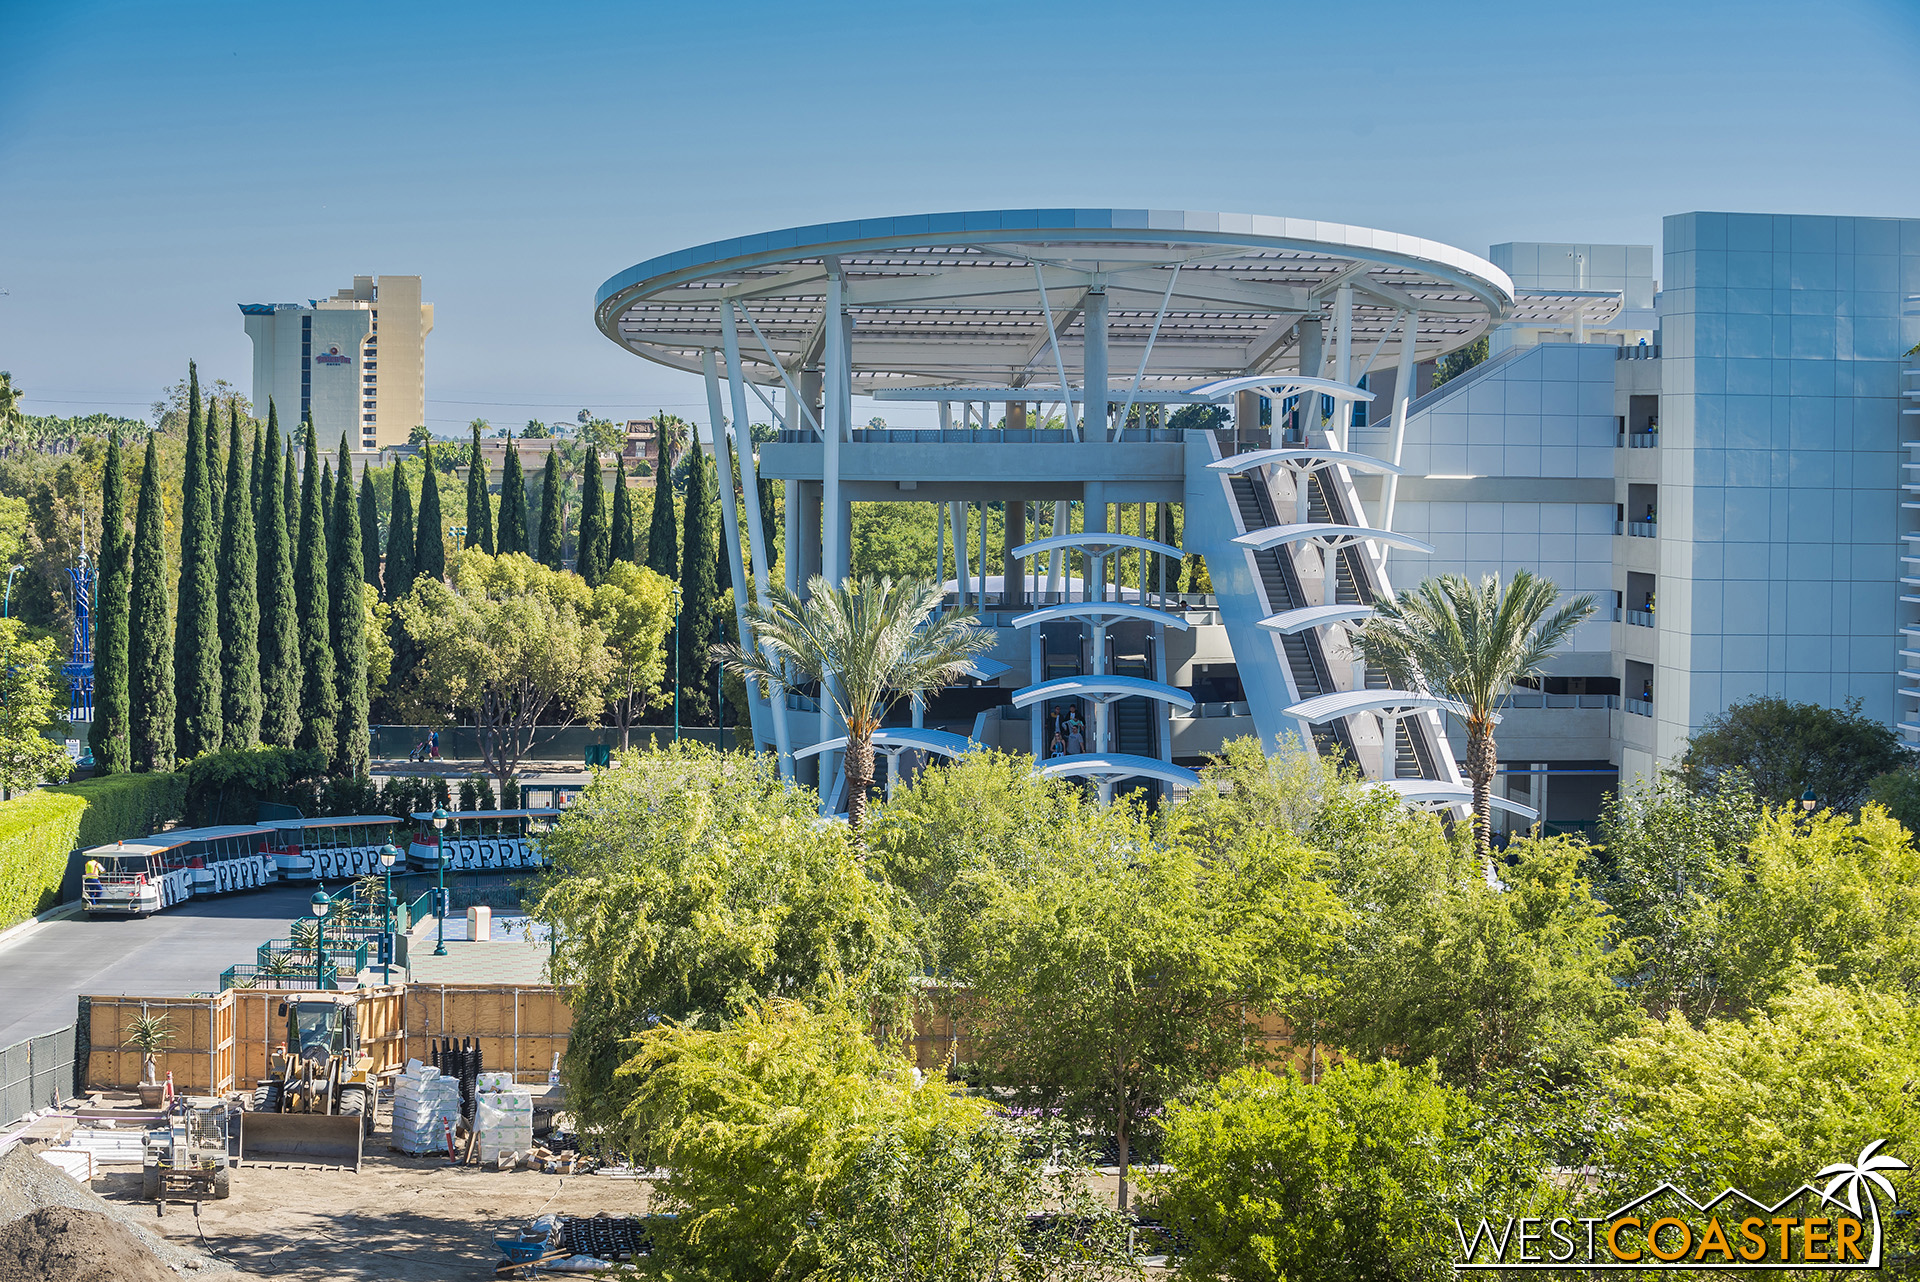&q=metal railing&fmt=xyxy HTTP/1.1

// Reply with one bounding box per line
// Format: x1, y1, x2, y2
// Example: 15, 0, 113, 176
1628, 520, 1657, 537
1625, 696, 1654, 717
1627, 609, 1656, 628
1617, 345, 1661, 360
1628, 430, 1658, 447
1503, 693, 1621, 710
